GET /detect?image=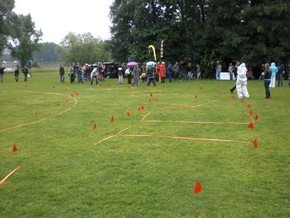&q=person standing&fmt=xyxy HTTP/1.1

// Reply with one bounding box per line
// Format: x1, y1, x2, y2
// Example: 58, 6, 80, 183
216, 61, 222, 80
90, 66, 99, 86
0, 65, 5, 82
166, 62, 173, 83
236, 62, 249, 99
147, 65, 156, 86
14, 65, 20, 82
117, 65, 124, 84
159, 62, 166, 83
132, 65, 141, 87
187, 63, 193, 80
263, 63, 272, 99
178, 61, 185, 80
59, 65, 65, 83
196, 64, 201, 80
269, 62, 278, 88
230, 60, 240, 94
22, 66, 29, 81
172, 61, 179, 80
228, 63, 234, 80
277, 61, 285, 87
